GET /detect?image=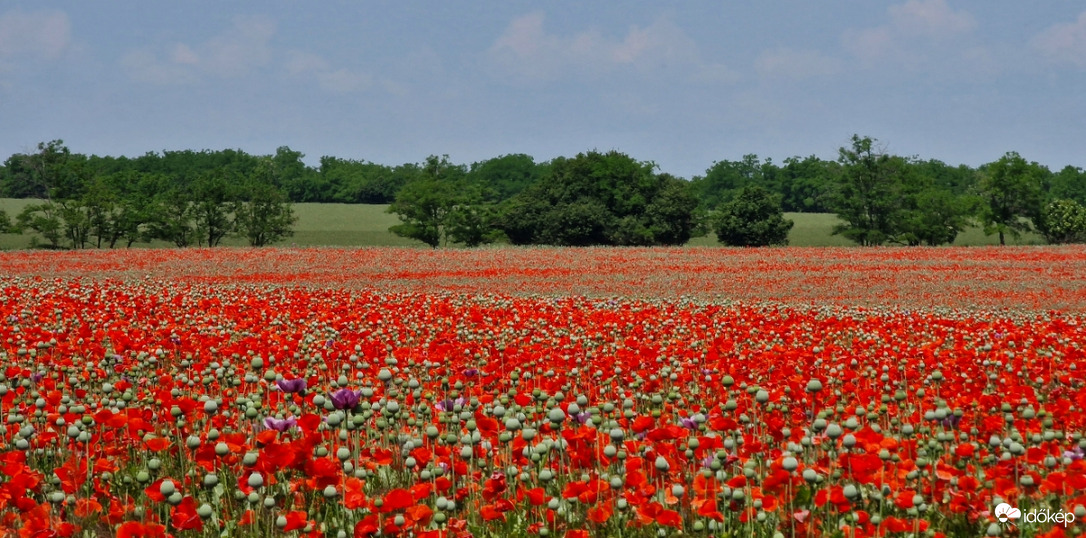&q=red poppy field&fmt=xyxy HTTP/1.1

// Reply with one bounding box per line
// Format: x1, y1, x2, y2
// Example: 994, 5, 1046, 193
0, 246, 1084, 538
